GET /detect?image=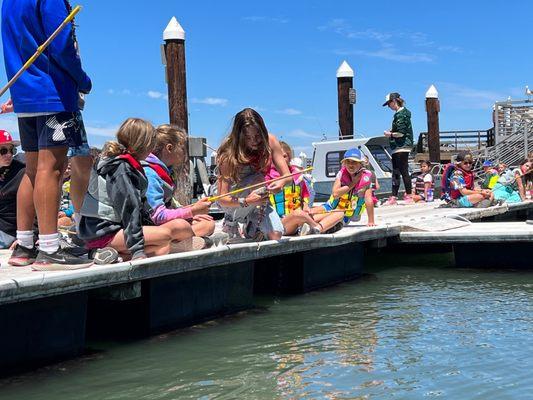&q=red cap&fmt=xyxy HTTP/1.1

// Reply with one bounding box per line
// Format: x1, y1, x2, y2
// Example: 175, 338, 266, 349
0, 130, 20, 147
